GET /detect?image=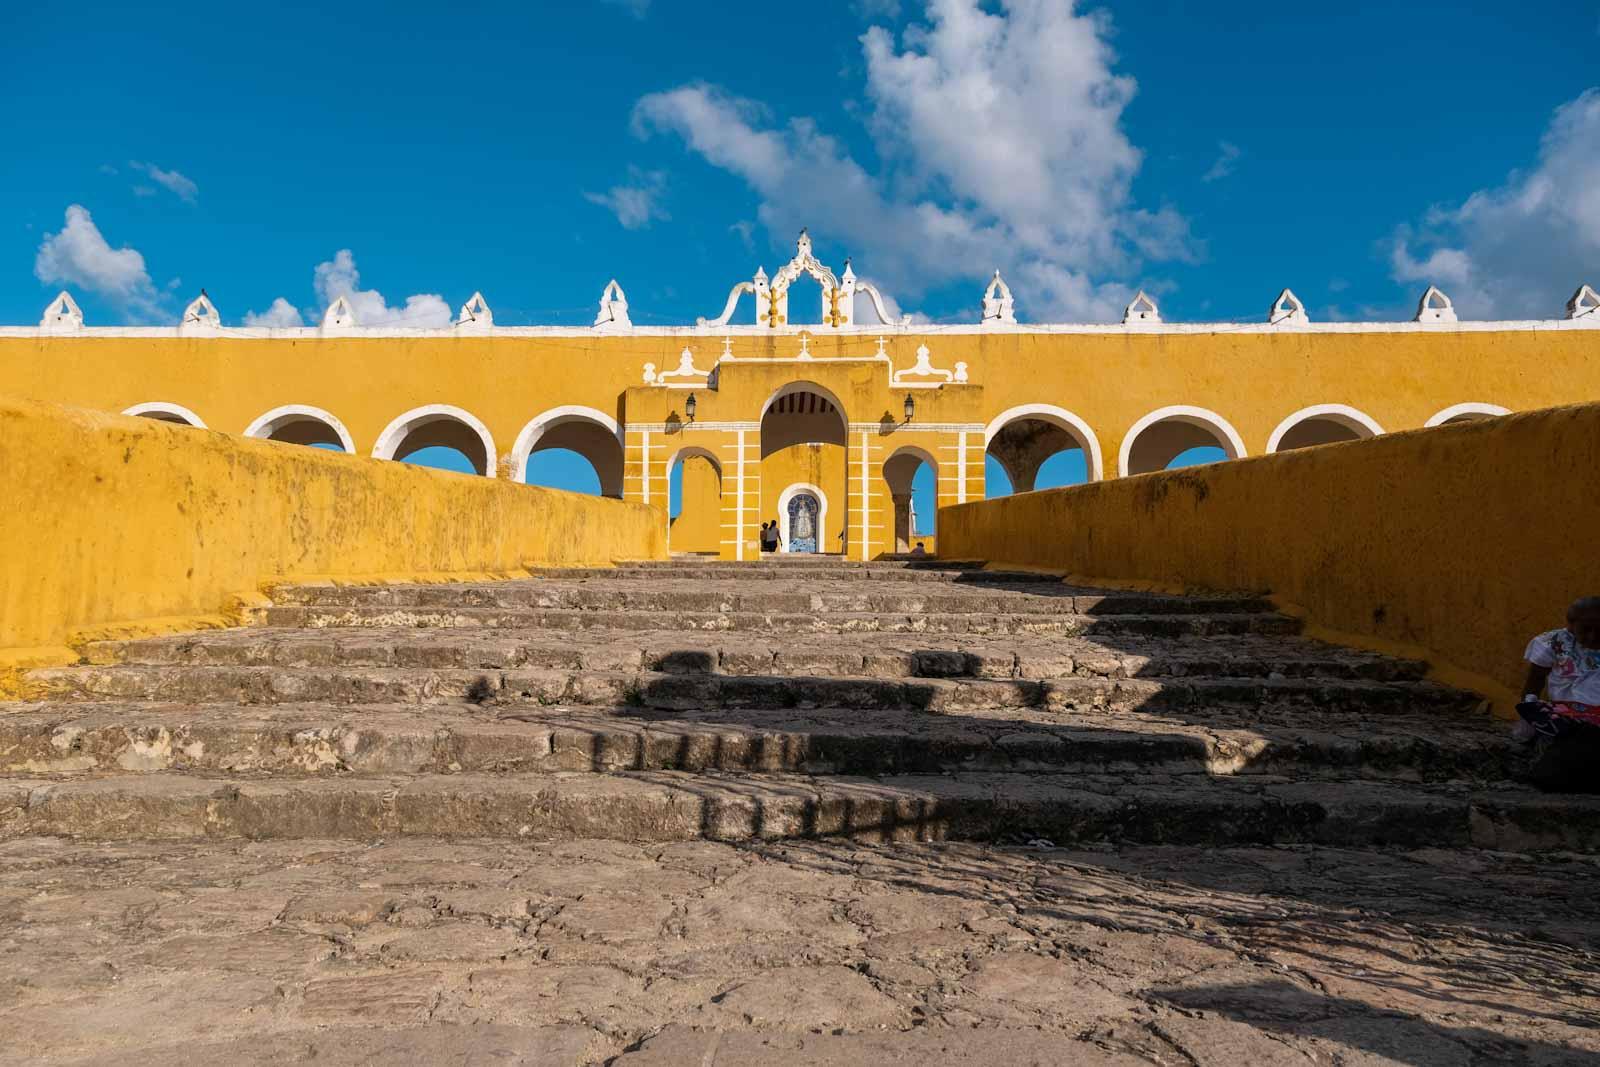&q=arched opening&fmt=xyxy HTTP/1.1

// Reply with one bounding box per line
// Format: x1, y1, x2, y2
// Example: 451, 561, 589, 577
122, 402, 206, 428
761, 383, 848, 555
1267, 405, 1383, 453
983, 405, 1102, 499
510, 407, 624, 498
883, 447, 937, 552
667, 447, 723, 555
373, 405, 496, 477
243, 405, 355, 453
1425, 403, 1511, 428
1119, 406, 1246, 477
